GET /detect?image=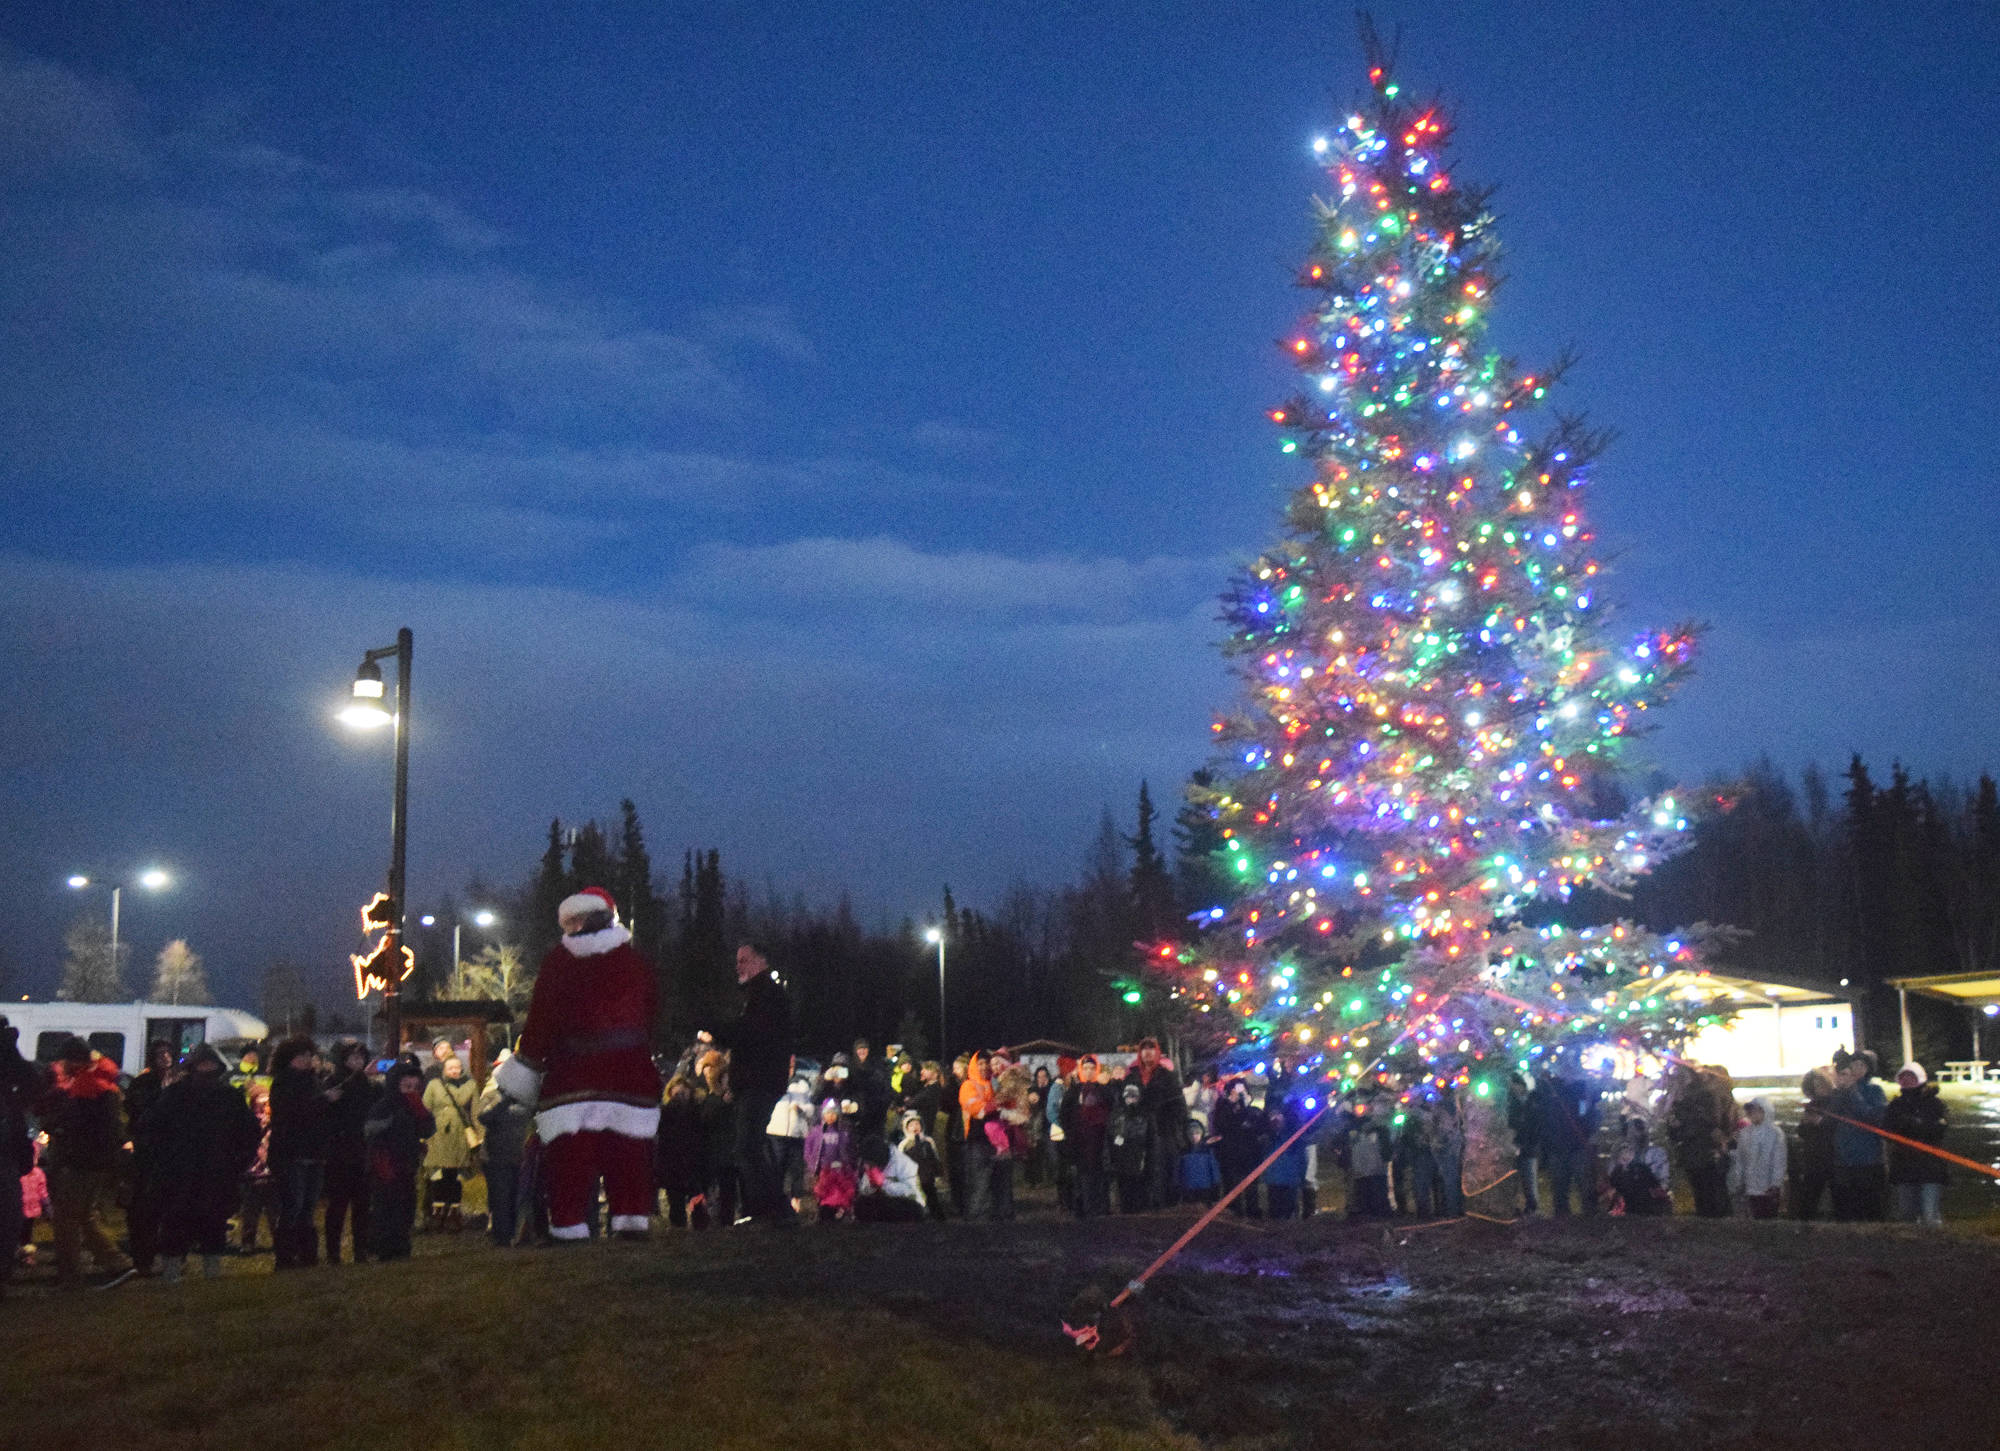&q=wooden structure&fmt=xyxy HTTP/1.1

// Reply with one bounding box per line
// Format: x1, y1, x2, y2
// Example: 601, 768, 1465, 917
379, 1000, 515, 1085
